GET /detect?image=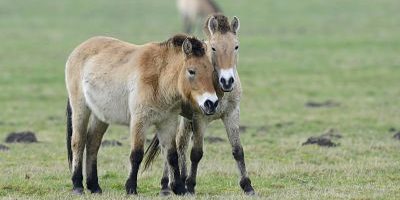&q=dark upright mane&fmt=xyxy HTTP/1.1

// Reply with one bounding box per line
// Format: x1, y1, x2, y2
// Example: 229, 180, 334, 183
203, 14, 232, 37
160, 34, 205, 57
